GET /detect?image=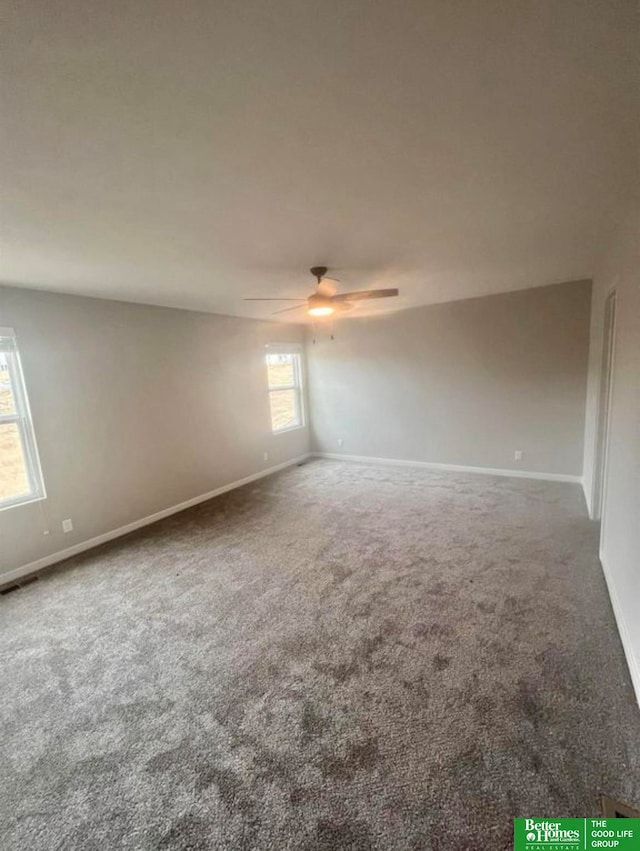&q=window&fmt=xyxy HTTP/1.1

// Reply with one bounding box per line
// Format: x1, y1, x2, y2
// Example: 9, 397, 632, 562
266, 346, 304, 433
0, 328, 45, 509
